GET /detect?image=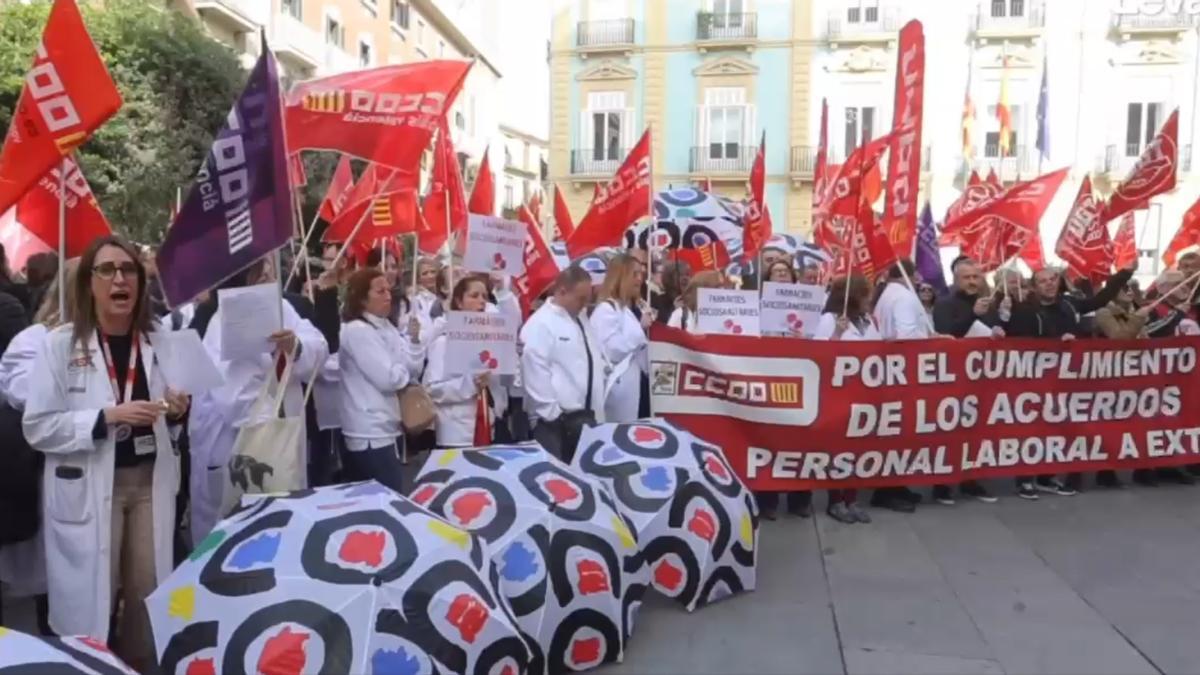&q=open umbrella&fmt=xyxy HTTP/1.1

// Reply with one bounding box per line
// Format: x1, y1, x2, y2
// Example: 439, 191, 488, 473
147, 481, 529, 675
0, 628, 136, 674
412, 444, 648, 674
623, 189, 746, 261
571, 419, 758, 611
